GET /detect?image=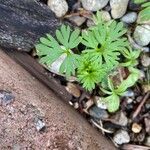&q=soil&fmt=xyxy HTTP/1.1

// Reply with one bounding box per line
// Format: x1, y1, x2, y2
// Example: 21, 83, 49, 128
0, 49, 116, 150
